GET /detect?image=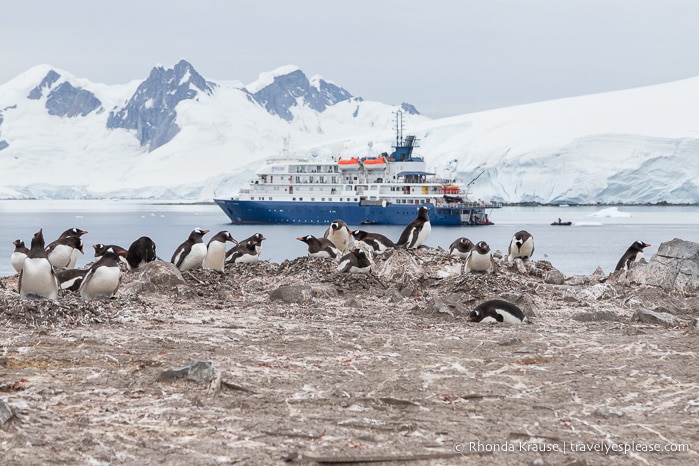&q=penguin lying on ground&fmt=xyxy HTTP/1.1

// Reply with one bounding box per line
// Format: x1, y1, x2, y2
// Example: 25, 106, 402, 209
449, 237, 475, 274
226, 240, 261, 264
615, 240, 651, 271
337, 249, 372, 273
351, 230, 395, 254
468, 299, 526, 324
55, 268, 88, 292
297, 235, 340, 259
